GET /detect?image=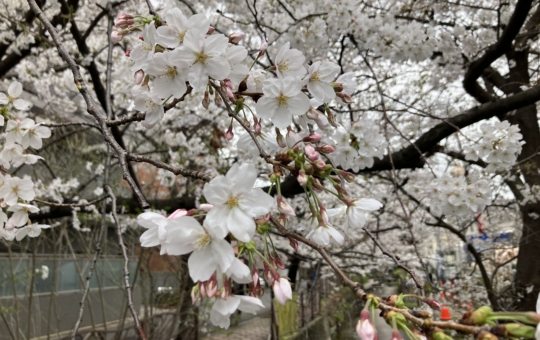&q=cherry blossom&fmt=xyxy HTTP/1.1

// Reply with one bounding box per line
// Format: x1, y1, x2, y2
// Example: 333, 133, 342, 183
346, 198, 383, 229
15, 223, 50, 241
306, 224, 344, 247
0, 176, 35, 206
210, 296, 264, 329
155, 8, 210, 48
255, 76, 310, 128
144, 52, 189, 98
304, 61, 340, 103
173, 30, 230, 91
130, 22, 157, 71
7, 203, 39, 226
203, 163, 274, 242
20, 119, 52, 149
273, 277, 293, 305
0, 81, 31, 111
274, 42, 306, 78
